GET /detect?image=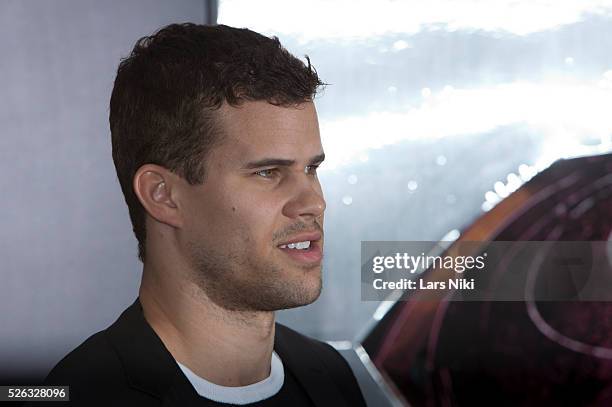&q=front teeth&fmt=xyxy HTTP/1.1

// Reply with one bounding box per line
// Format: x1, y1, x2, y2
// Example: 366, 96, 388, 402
280, 241, 311, 250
